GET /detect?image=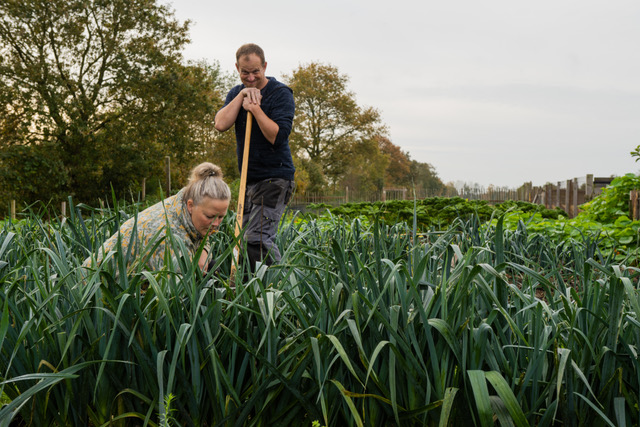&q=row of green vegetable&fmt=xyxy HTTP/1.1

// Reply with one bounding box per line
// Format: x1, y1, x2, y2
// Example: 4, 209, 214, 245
0, 175, 639, 425
307, 173, 640, 262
